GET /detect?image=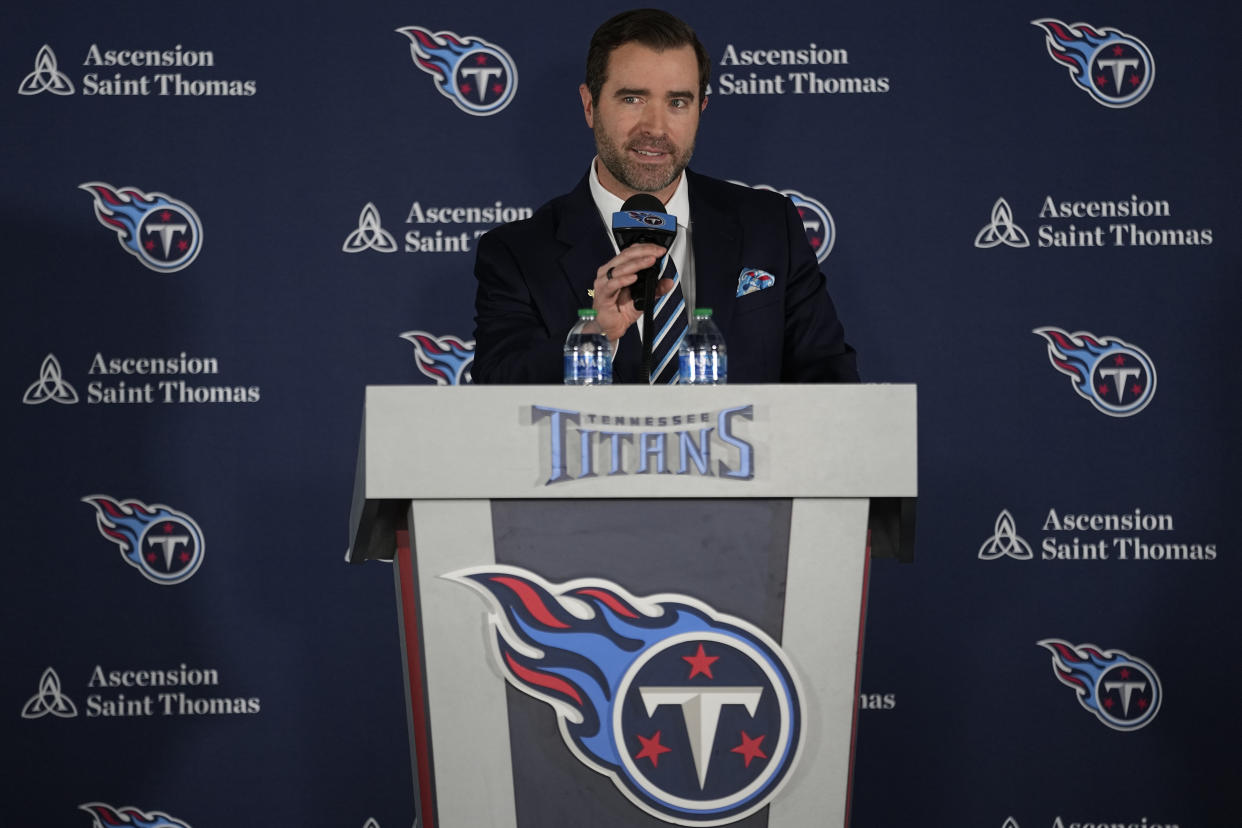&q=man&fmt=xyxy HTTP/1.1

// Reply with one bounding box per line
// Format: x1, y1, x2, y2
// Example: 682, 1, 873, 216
472, 8, 857, 383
